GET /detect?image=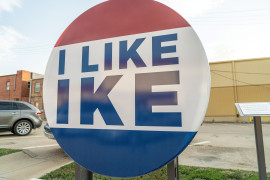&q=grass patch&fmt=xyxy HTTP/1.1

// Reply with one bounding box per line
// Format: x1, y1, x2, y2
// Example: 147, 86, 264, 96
0, 148, 21, 157
41, 162, 269, 180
